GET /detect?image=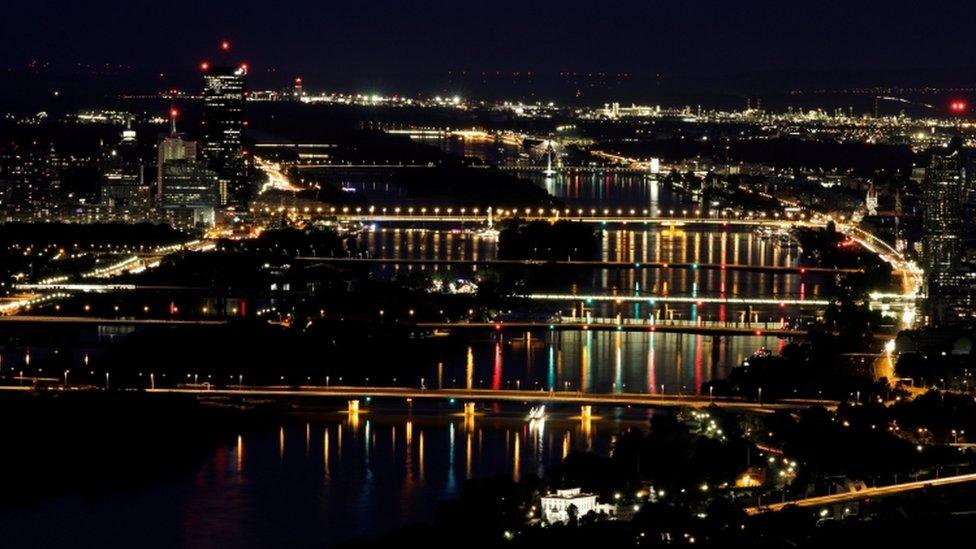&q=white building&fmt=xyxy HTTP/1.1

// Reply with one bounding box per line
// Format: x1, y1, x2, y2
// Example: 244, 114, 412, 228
541, 488, 602, 524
